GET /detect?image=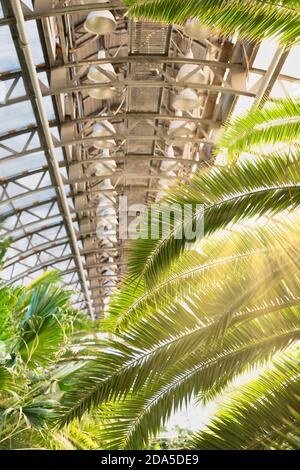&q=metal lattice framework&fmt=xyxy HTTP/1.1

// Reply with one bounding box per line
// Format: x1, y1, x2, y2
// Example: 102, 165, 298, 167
0, 0, 299, 317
